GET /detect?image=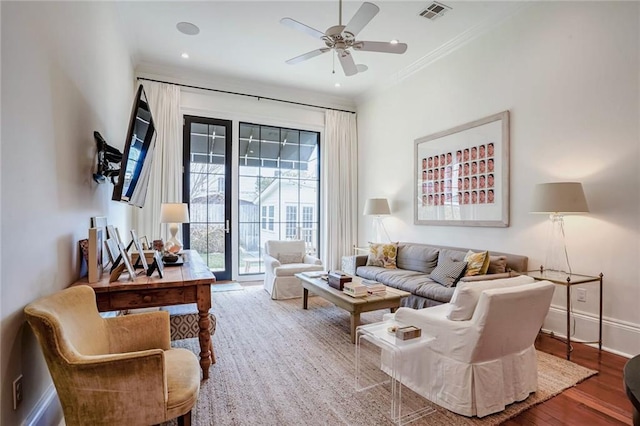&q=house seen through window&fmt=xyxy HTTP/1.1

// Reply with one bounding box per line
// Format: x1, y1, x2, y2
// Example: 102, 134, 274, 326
238, 122, 320, 274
